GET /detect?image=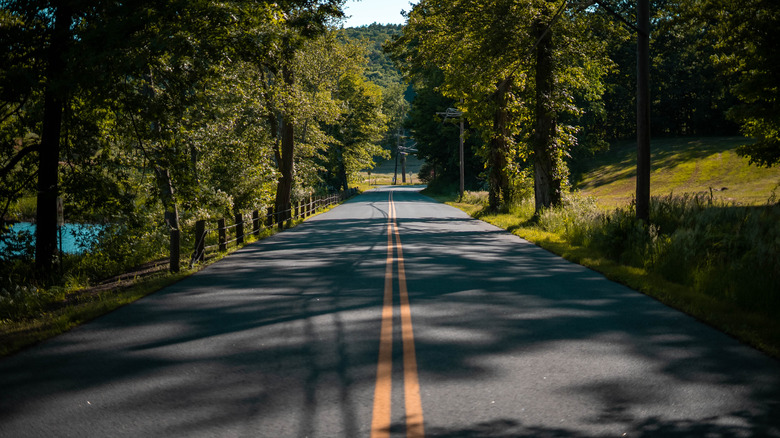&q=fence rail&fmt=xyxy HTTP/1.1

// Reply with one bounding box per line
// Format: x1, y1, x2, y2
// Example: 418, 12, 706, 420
166, 188, 358, 272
